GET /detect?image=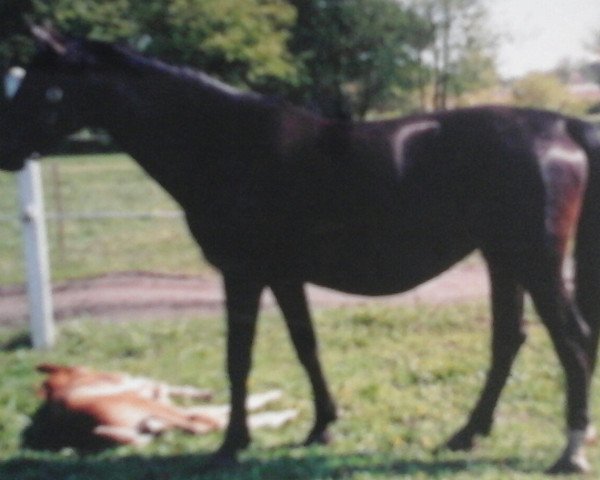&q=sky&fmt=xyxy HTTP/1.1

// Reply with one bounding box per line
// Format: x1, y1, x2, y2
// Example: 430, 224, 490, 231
487, 0, 600, 78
